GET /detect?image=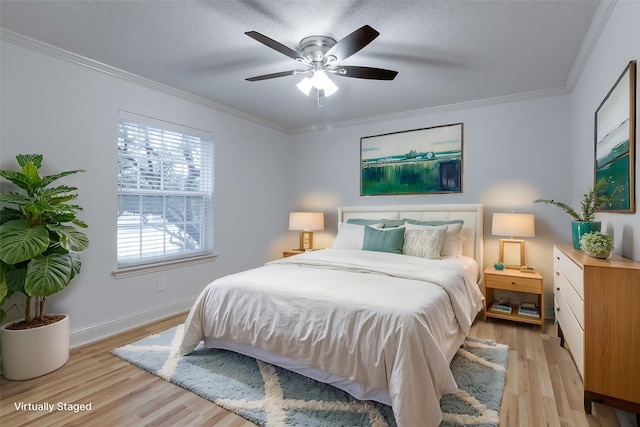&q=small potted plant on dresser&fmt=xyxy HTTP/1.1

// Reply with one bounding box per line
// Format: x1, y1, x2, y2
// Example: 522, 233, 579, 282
0, 154, 89, 380
579, 231, 614, 259
534, 178, 621, 249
